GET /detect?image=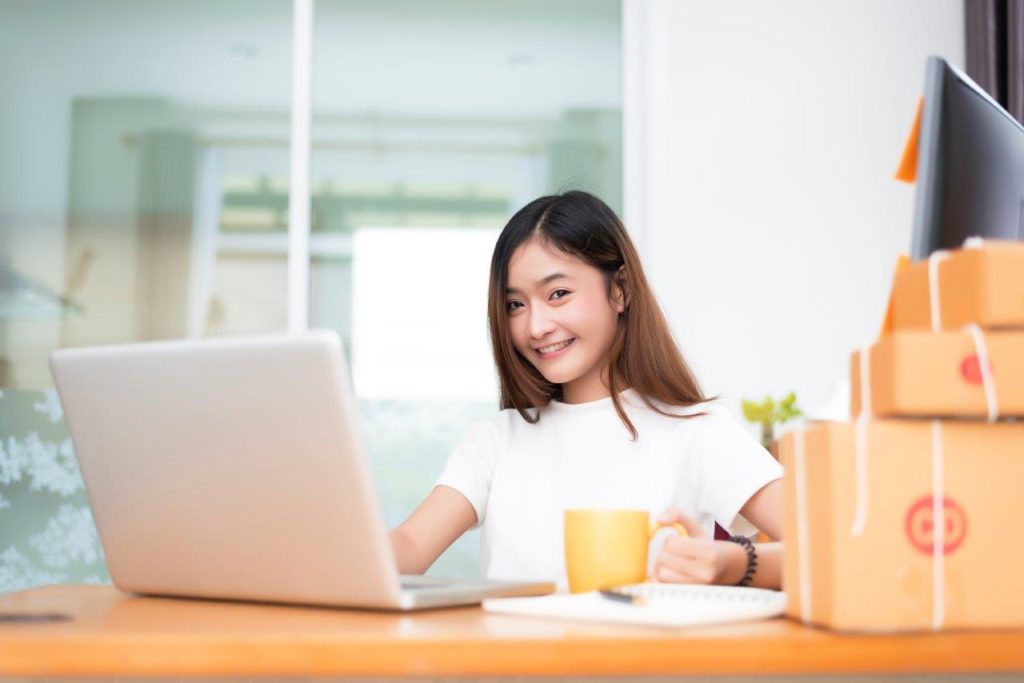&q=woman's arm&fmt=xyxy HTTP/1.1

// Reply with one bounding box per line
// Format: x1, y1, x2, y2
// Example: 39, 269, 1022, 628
732, 478, 783, 589
653, 478, 785, 590
390, 485, 478, 575
714, 540, 782, 590
739, 478, 783, 541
